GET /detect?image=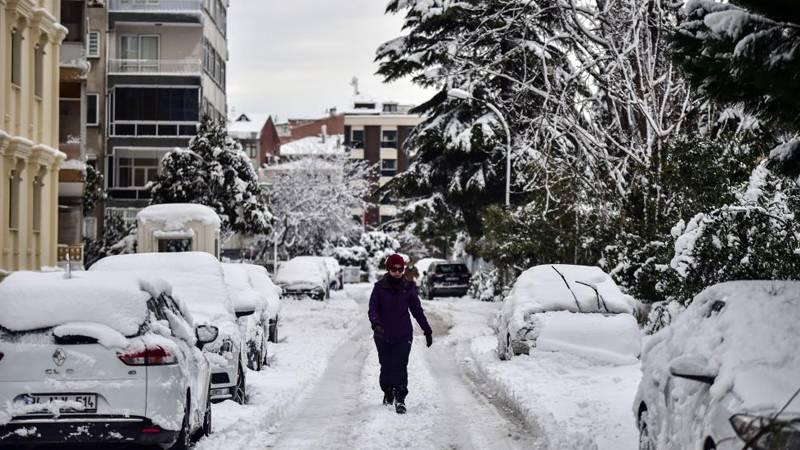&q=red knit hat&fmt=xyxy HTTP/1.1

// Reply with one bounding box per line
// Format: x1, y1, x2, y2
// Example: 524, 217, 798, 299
385, 254, 406, 271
